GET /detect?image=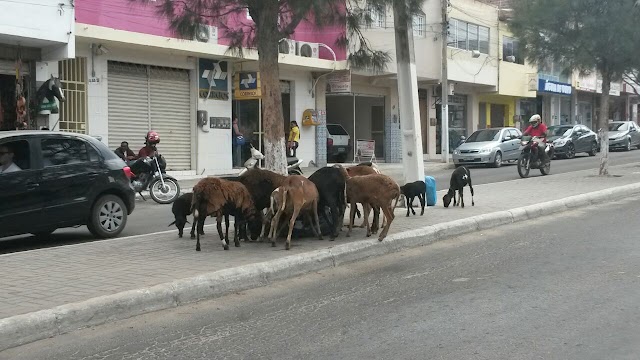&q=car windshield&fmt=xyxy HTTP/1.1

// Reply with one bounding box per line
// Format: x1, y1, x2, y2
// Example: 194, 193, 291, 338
609, 123, 628, 131
548, 126, 573, 137
466, 129, 500, 142
326, 124, 349, 136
